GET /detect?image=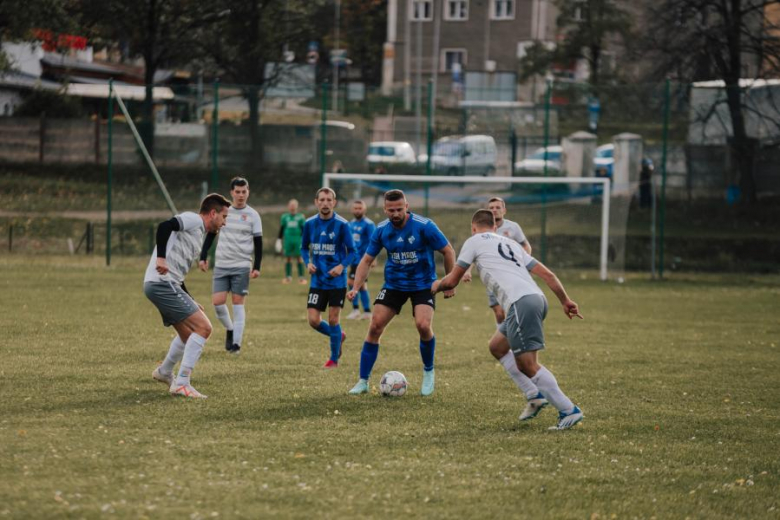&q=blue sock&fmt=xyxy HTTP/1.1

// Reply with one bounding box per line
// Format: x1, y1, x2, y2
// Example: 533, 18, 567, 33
359, 289, 371, 312
420, 336, 435, 371
315, 321, 331, 337
359, 341, 379, 380
329, 324, 342, 362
